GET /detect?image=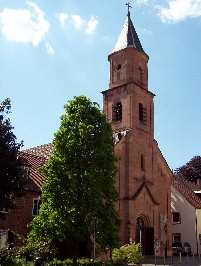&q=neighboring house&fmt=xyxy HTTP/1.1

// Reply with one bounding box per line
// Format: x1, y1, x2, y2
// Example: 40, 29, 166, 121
0, 148, 51, 246
172, 177, 201, 254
